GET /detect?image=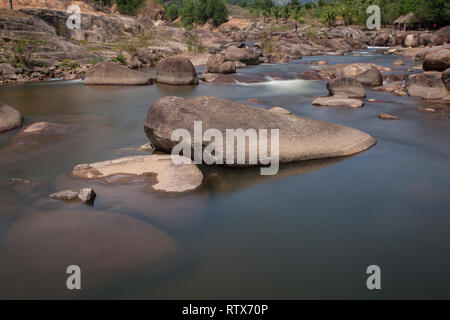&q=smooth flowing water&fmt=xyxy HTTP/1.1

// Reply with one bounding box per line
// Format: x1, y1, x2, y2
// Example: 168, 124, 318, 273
0, 50, 449, 299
